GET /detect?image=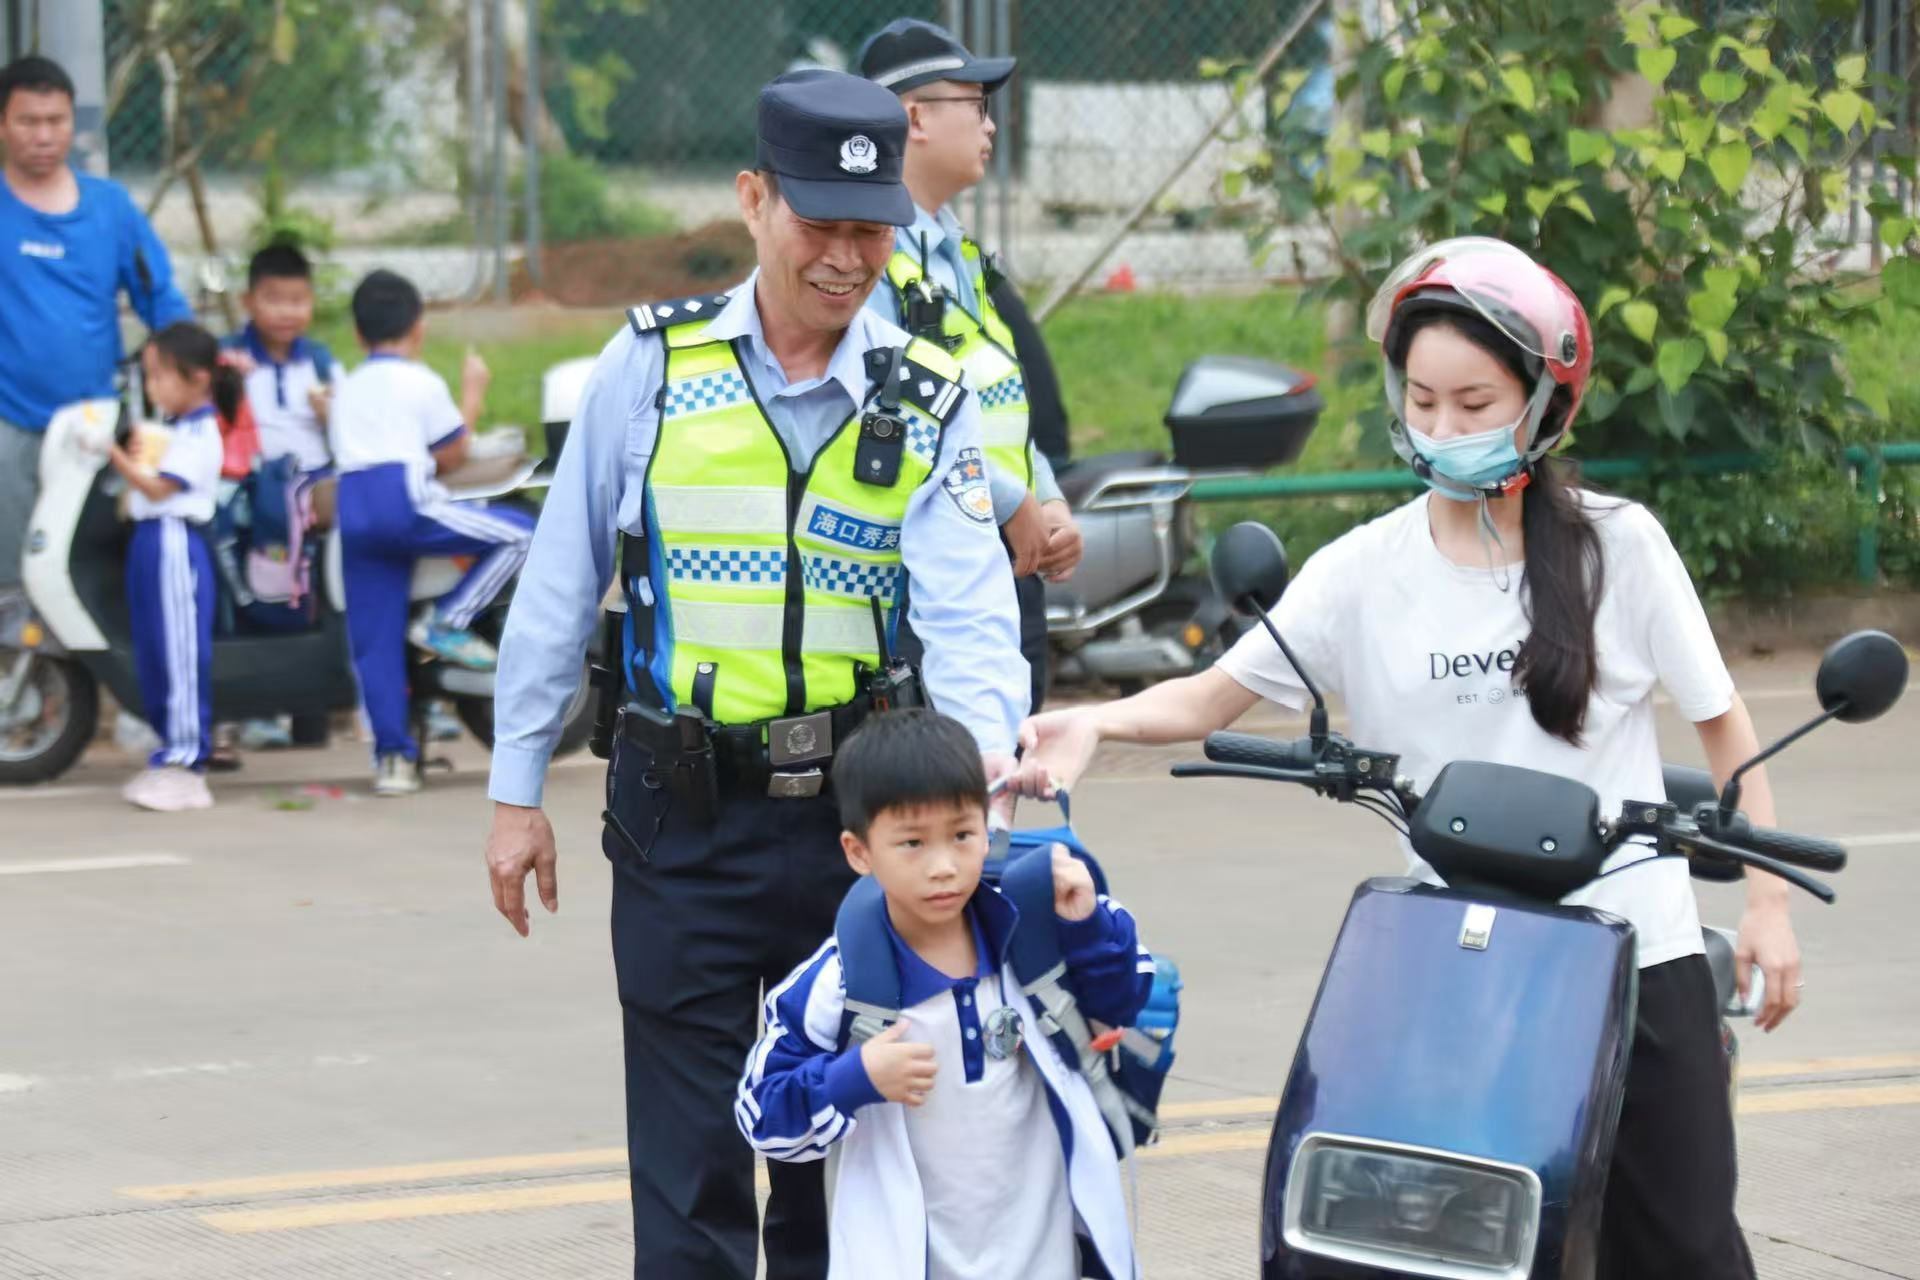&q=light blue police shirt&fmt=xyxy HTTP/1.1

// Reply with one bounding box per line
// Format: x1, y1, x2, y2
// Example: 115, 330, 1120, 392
864, 203, 1062, 519
488, 272, 1028, 808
